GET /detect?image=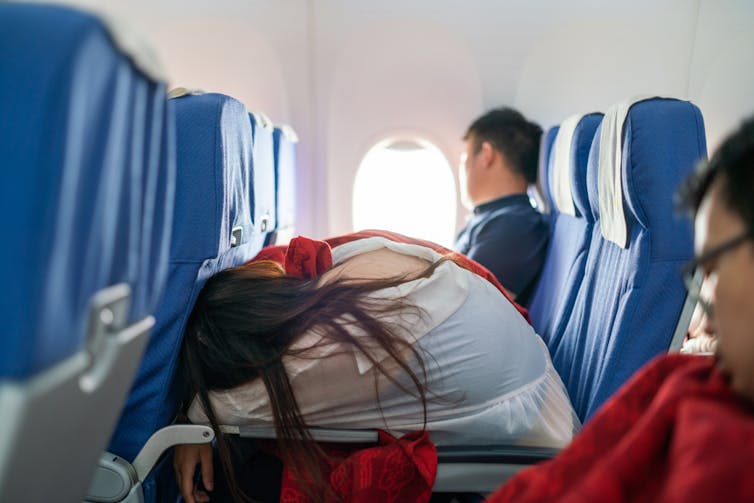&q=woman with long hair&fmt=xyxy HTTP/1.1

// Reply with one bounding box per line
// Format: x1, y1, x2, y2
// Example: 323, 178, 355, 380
174, 233, 578, 502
